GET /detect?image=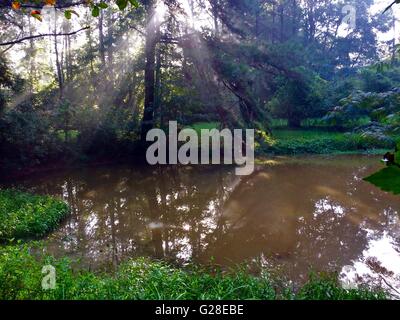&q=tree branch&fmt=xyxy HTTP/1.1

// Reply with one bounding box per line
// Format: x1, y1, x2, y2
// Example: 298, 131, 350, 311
0, 26, 90, 46
383, 1, 397, 14
0, 31, 23, 53
0, 1, 87, 9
